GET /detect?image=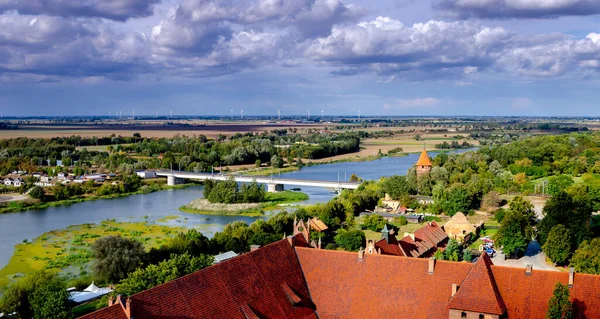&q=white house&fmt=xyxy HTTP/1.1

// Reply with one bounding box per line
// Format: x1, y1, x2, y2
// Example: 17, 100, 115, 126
3, 178, 13, 186
57, 172, 68, 180
12, 178, 23, 187
136, 171, 156, 179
